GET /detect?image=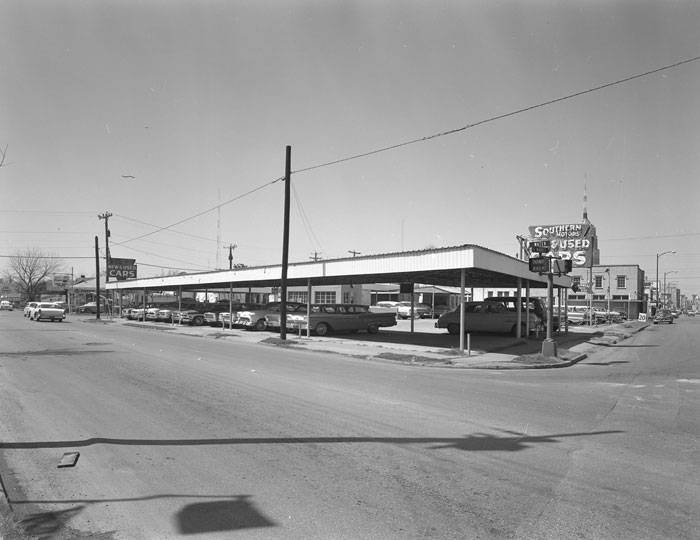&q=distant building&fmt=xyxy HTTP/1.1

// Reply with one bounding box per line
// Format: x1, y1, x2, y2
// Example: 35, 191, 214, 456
568, 264, 646, 319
